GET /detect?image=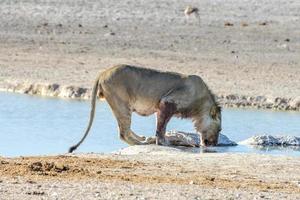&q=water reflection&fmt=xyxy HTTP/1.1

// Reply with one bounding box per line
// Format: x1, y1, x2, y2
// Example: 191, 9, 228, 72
250, 145, 300, 152
175, 145, 300, 155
